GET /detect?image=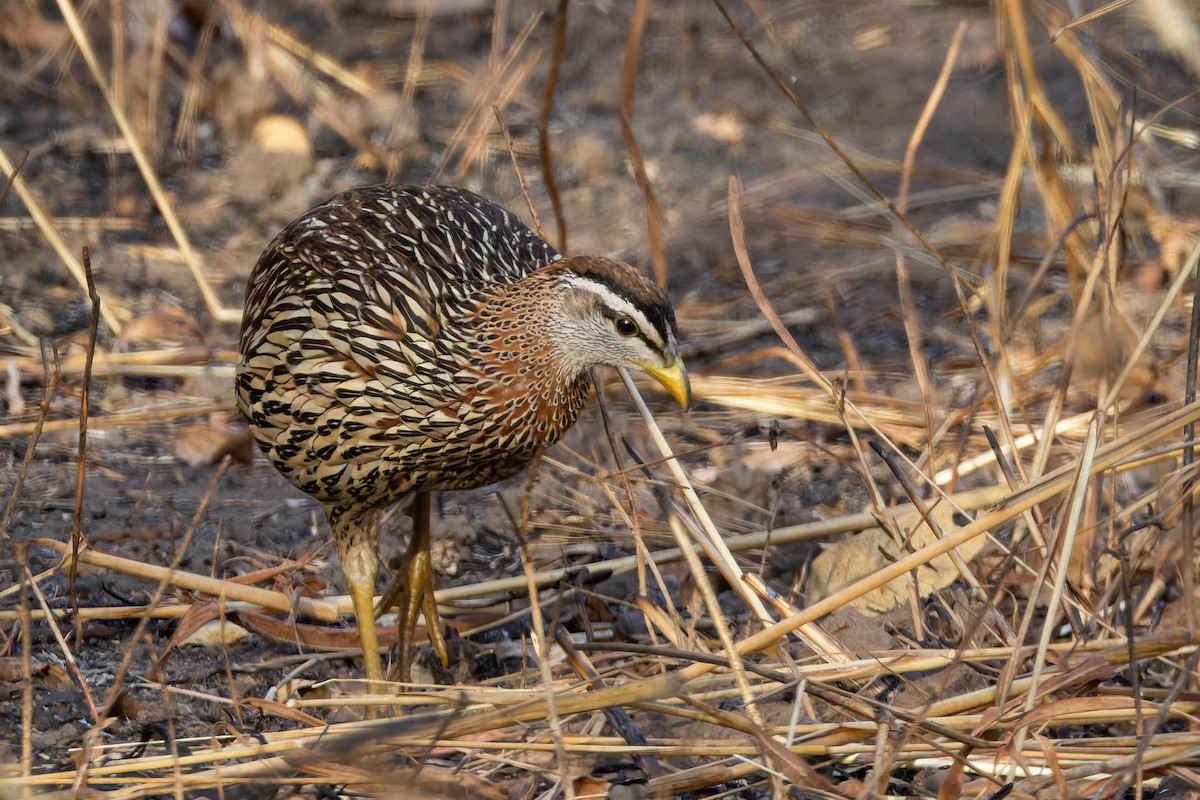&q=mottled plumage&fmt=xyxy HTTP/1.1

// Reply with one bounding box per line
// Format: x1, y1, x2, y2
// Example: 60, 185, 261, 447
237, 184, 688, 685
